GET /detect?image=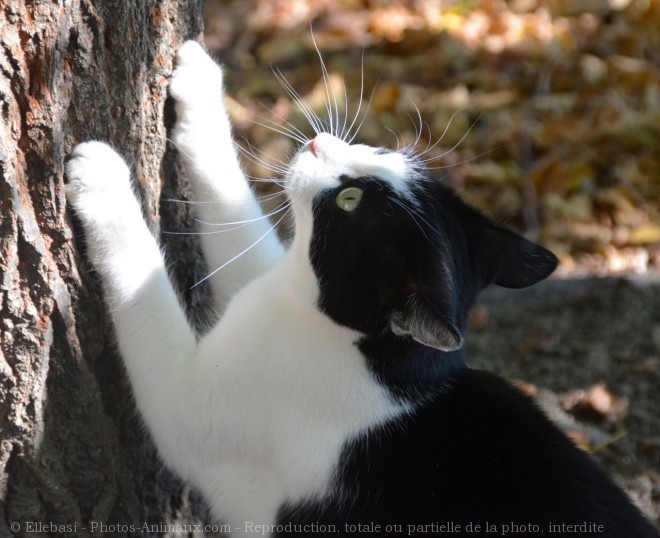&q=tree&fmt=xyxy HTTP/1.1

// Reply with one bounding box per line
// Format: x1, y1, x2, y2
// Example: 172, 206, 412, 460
0, 1, 210, 533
